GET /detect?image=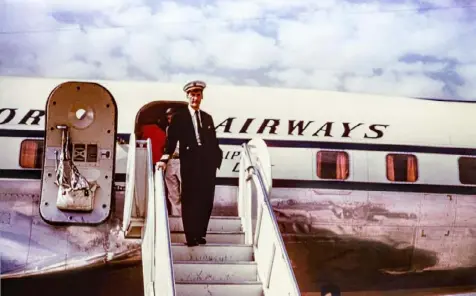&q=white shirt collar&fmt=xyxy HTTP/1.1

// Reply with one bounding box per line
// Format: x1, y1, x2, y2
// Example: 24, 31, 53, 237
188, 105, 200, 117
